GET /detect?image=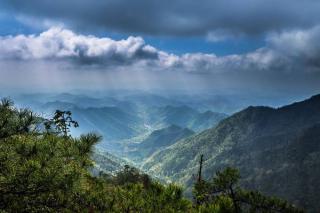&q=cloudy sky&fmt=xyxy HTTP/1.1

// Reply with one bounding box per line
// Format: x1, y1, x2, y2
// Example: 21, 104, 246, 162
0, 0, 320, 96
